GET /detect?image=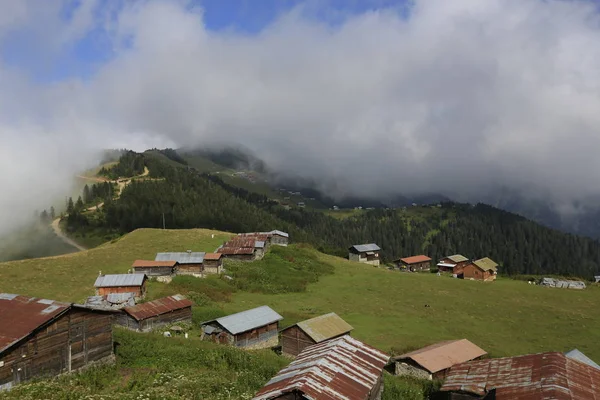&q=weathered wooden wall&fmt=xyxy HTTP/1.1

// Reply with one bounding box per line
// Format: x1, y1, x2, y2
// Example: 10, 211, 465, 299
234, 322, 279, 349
0, 308, 113, 390
132, 266, 173, 276
281, 326, 316, 357
175, 263, 203, 275
116, 307, 192, 332
97, 284, 145, 298
463, 265, 495, 281
203, 260, 222, 274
